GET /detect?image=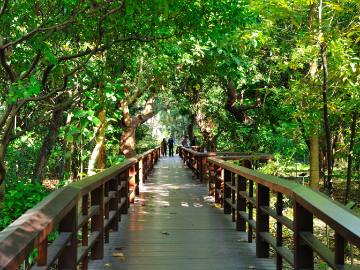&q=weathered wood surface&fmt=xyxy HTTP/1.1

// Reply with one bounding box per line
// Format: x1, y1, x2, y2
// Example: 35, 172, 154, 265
88, 156, 275, 270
